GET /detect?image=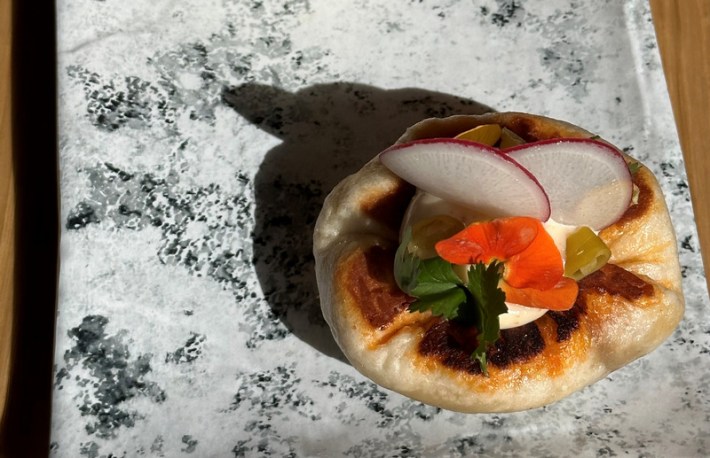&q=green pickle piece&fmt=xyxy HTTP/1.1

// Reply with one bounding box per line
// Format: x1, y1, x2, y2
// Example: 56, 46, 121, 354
564, 226, 611, 281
